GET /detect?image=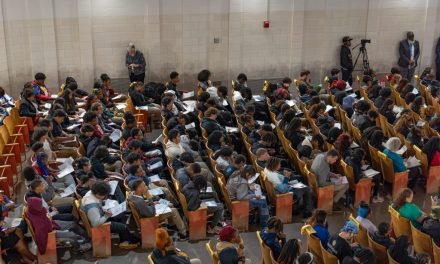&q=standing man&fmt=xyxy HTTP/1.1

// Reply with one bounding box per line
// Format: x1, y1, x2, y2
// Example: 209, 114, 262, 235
340, 36, 354, 86
125, 43, 146, 83
398, 31, 420, 82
